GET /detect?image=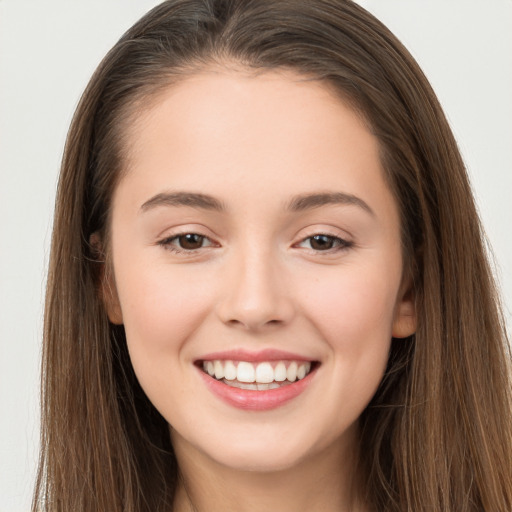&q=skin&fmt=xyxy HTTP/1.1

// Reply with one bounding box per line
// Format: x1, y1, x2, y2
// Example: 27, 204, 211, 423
104, 68, 416, 512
